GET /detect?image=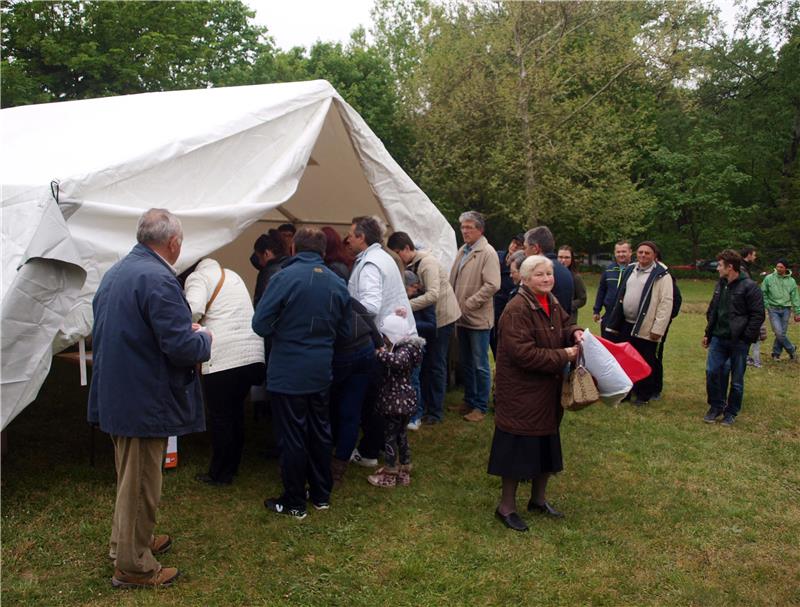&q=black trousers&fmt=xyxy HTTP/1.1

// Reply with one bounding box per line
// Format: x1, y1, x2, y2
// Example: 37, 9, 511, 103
357, 366, 385, 460
203, 363, 263, 484
653, 321, 674, 396
269, 389, 333, 509
383, 414, 411, 468
619, 322, 659, 401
